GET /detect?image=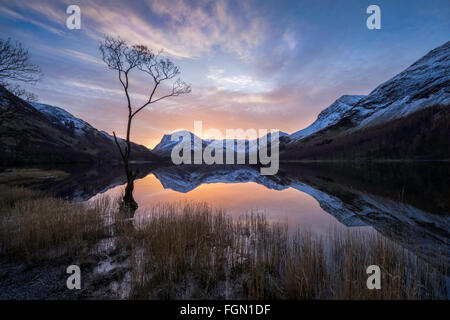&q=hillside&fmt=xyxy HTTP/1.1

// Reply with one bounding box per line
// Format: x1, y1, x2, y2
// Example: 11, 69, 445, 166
288, 95, 365, 142
281, 41, 450, 160
0, 86, 159, 165
281, 104, 449, 160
